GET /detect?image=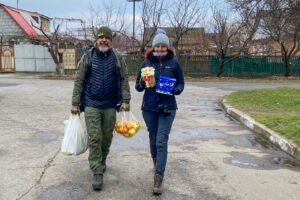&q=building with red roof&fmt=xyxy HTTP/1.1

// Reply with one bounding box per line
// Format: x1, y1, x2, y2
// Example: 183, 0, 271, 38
0, 3, 55, 72
0, 3, 51, 38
